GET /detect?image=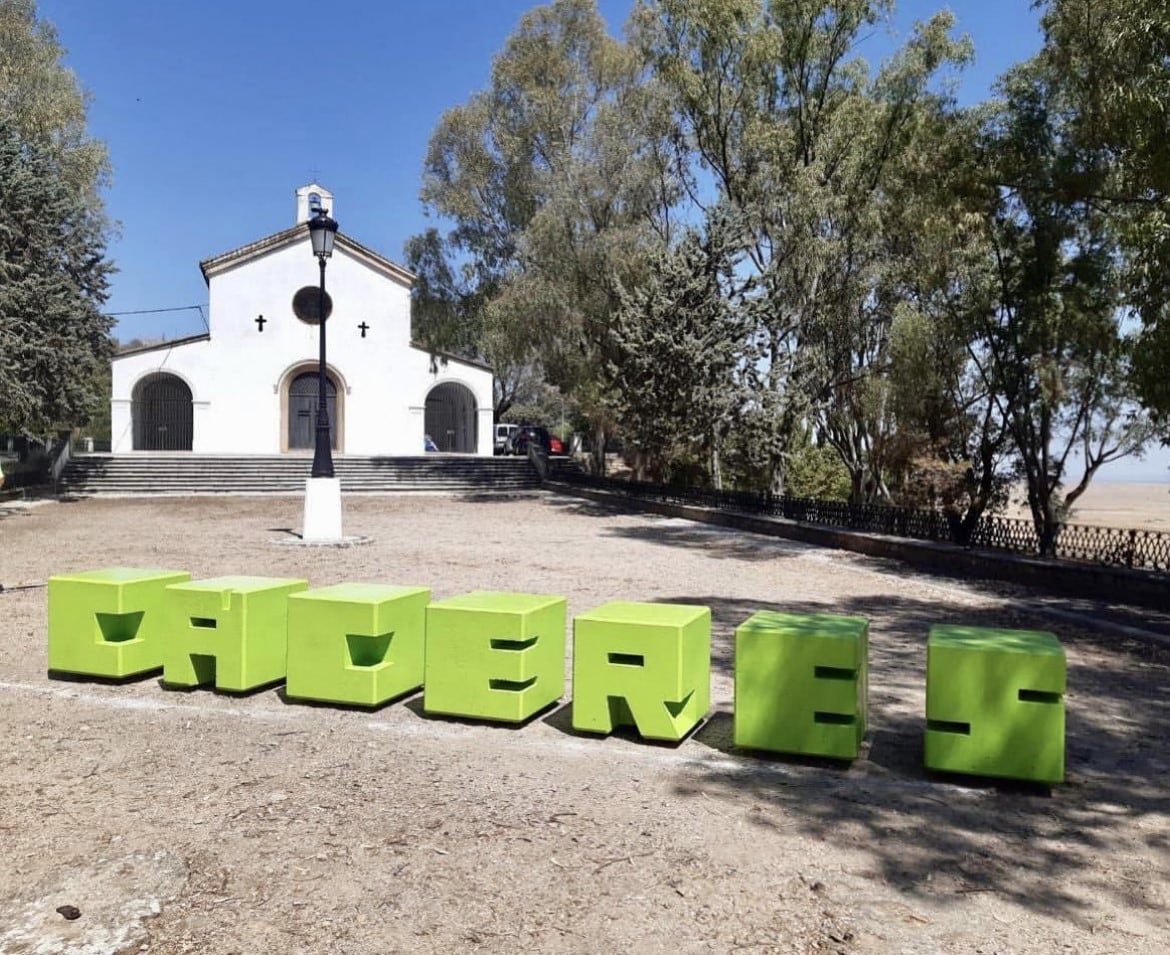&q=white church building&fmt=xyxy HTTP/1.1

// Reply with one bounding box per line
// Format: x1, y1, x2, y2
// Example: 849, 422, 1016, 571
110, 184, 494, 456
